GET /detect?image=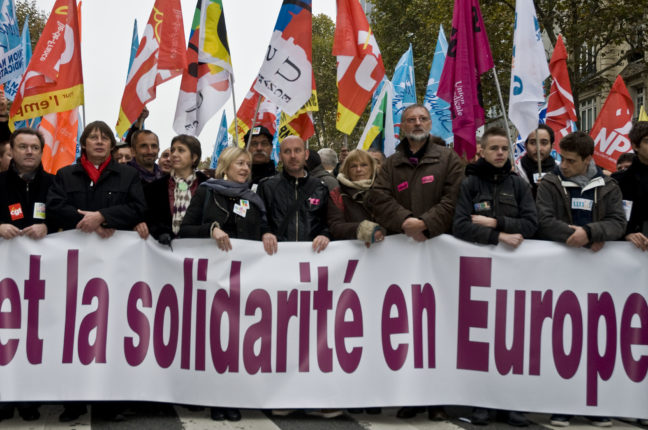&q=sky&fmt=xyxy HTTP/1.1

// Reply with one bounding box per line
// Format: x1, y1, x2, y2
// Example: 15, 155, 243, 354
32, 0, 337, 155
